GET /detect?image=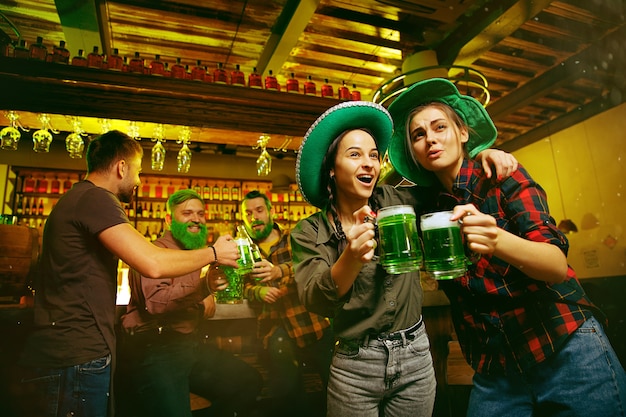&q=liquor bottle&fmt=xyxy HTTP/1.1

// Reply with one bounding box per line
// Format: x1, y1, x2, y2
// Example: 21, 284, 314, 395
63, 177, 73, 193
128, 52, 144, 73
338, 80, 350, 100
222, 184, 230, 201
87, 46, 103, 68
108, 48, 124, 71
155, 204, 161, 219
71, 49, 88, 67
147, 203, 153, 218
51, 40, 70, 64
286, 72, 299, 93
142, 202, 149, 218
202, 183, 210, 200
29, 36, 47, 61
264, 70, 278, 90
24, 197, 31, 216
351, 84, 361, 101
212, 183, 220, 201
171, 58, 186, 79
150, 54, 165, 75
37, 176, 48, 193
304, 75, 317, 96
154, 181, 163, 198
128, 202, 135, 218
191, 60, 206, 81
141, 181, 151, 198
230, 64, 245, 86
248, 67, 262, 88
13, 39, 30, 59
167, 181, 176, 197
136, 201, 143, 218
231, 184, 239, 202
24, 175, 36, 193
321, 79, 334, 98
38, 199, 44, 216
213, 63, 228, 84
193, 182, 201, 194
15, 195, 23, 216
